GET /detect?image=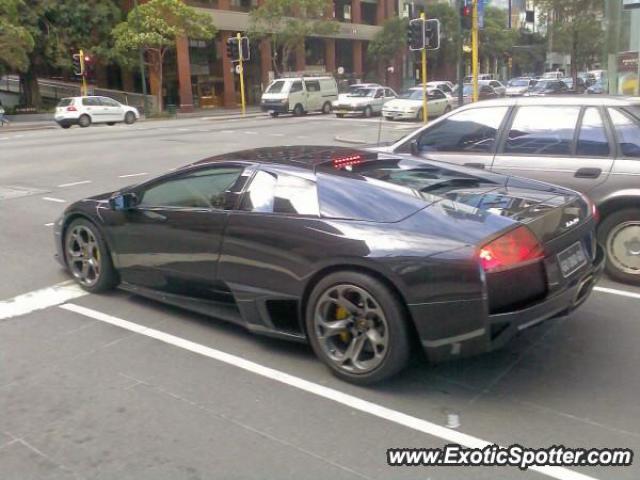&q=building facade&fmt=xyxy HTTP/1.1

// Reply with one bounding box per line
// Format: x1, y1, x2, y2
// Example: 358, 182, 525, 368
119, 0, 413, 112
604, 0, 640, 94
